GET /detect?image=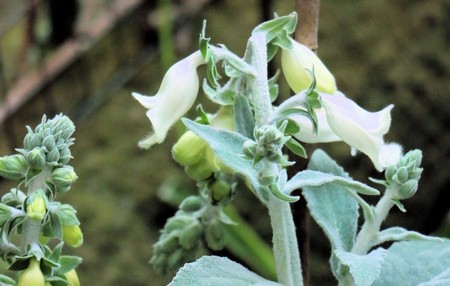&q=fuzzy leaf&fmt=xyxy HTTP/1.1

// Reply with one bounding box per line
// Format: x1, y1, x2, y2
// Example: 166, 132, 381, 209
183, 119, 267, 202
373, 239, 450, 286
335, 248, 386, 286
371, 227, 442, 248
169, 256, 282, 286
234, 94, 255, 139
300, 150, 359, 251
285, 170, 379, 196
252, 12, 297, 45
